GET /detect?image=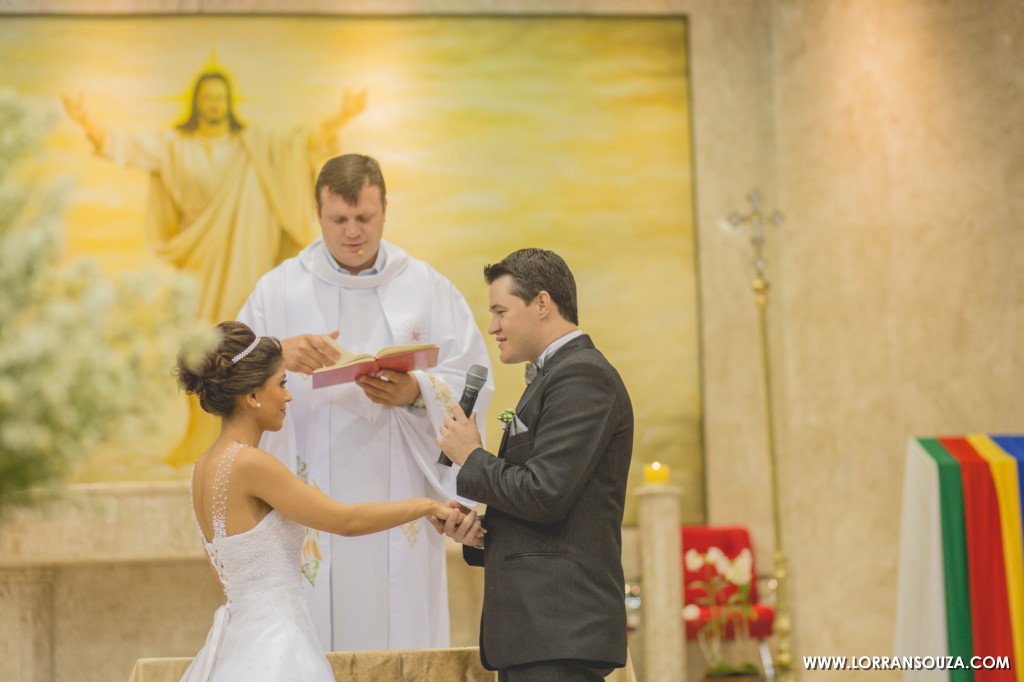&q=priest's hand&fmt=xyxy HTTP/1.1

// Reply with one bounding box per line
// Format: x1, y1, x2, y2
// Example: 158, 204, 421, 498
281, 331, 341, 374
428, 501, 485, 548
357, 369, 421, 406
436, 406, 482, 467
